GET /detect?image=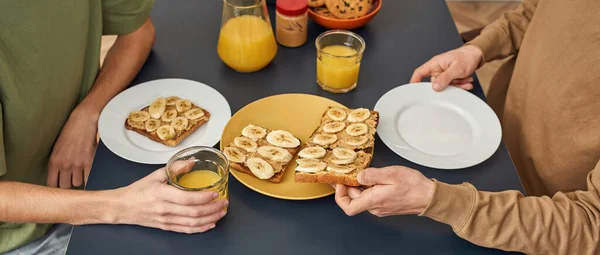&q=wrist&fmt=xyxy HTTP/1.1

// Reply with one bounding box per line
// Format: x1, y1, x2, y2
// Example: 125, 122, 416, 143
463, 44, 484, 69
416, 178, 436, 214
72, 101, 102, 123
96, 189, 125, 225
